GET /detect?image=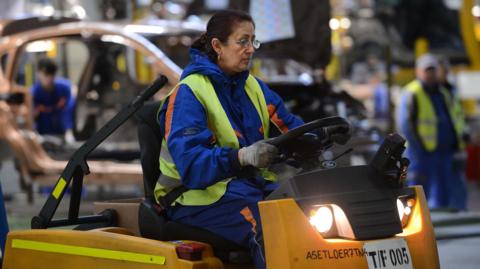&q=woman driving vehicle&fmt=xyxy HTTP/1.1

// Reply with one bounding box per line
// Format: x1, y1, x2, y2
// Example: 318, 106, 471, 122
155, 10, 304, 269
